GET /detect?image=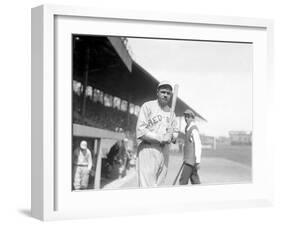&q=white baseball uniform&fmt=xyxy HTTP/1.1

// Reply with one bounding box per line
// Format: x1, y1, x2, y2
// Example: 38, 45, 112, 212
136, 100, 178, 187
73, 148, 92, 190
